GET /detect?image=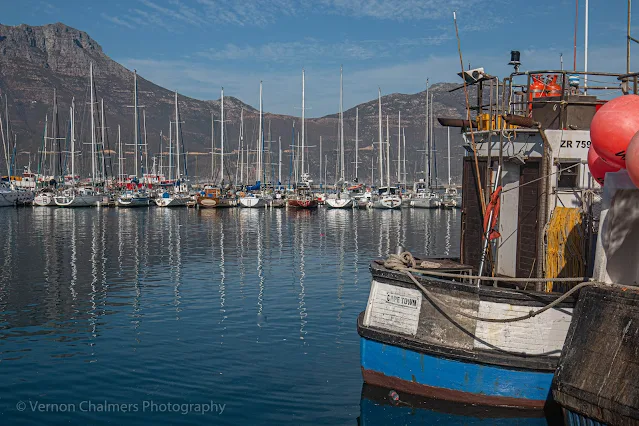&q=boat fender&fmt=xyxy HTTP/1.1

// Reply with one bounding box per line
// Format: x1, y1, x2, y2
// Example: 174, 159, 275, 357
483, 186, 502, 241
